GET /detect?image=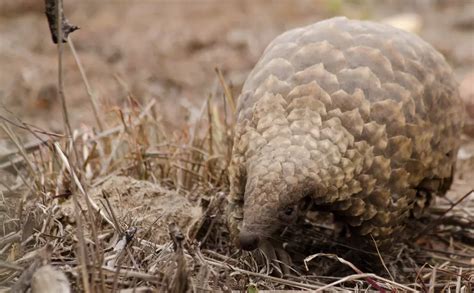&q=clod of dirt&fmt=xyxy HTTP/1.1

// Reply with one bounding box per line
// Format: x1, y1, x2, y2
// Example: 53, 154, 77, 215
61, 176, 202, 244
